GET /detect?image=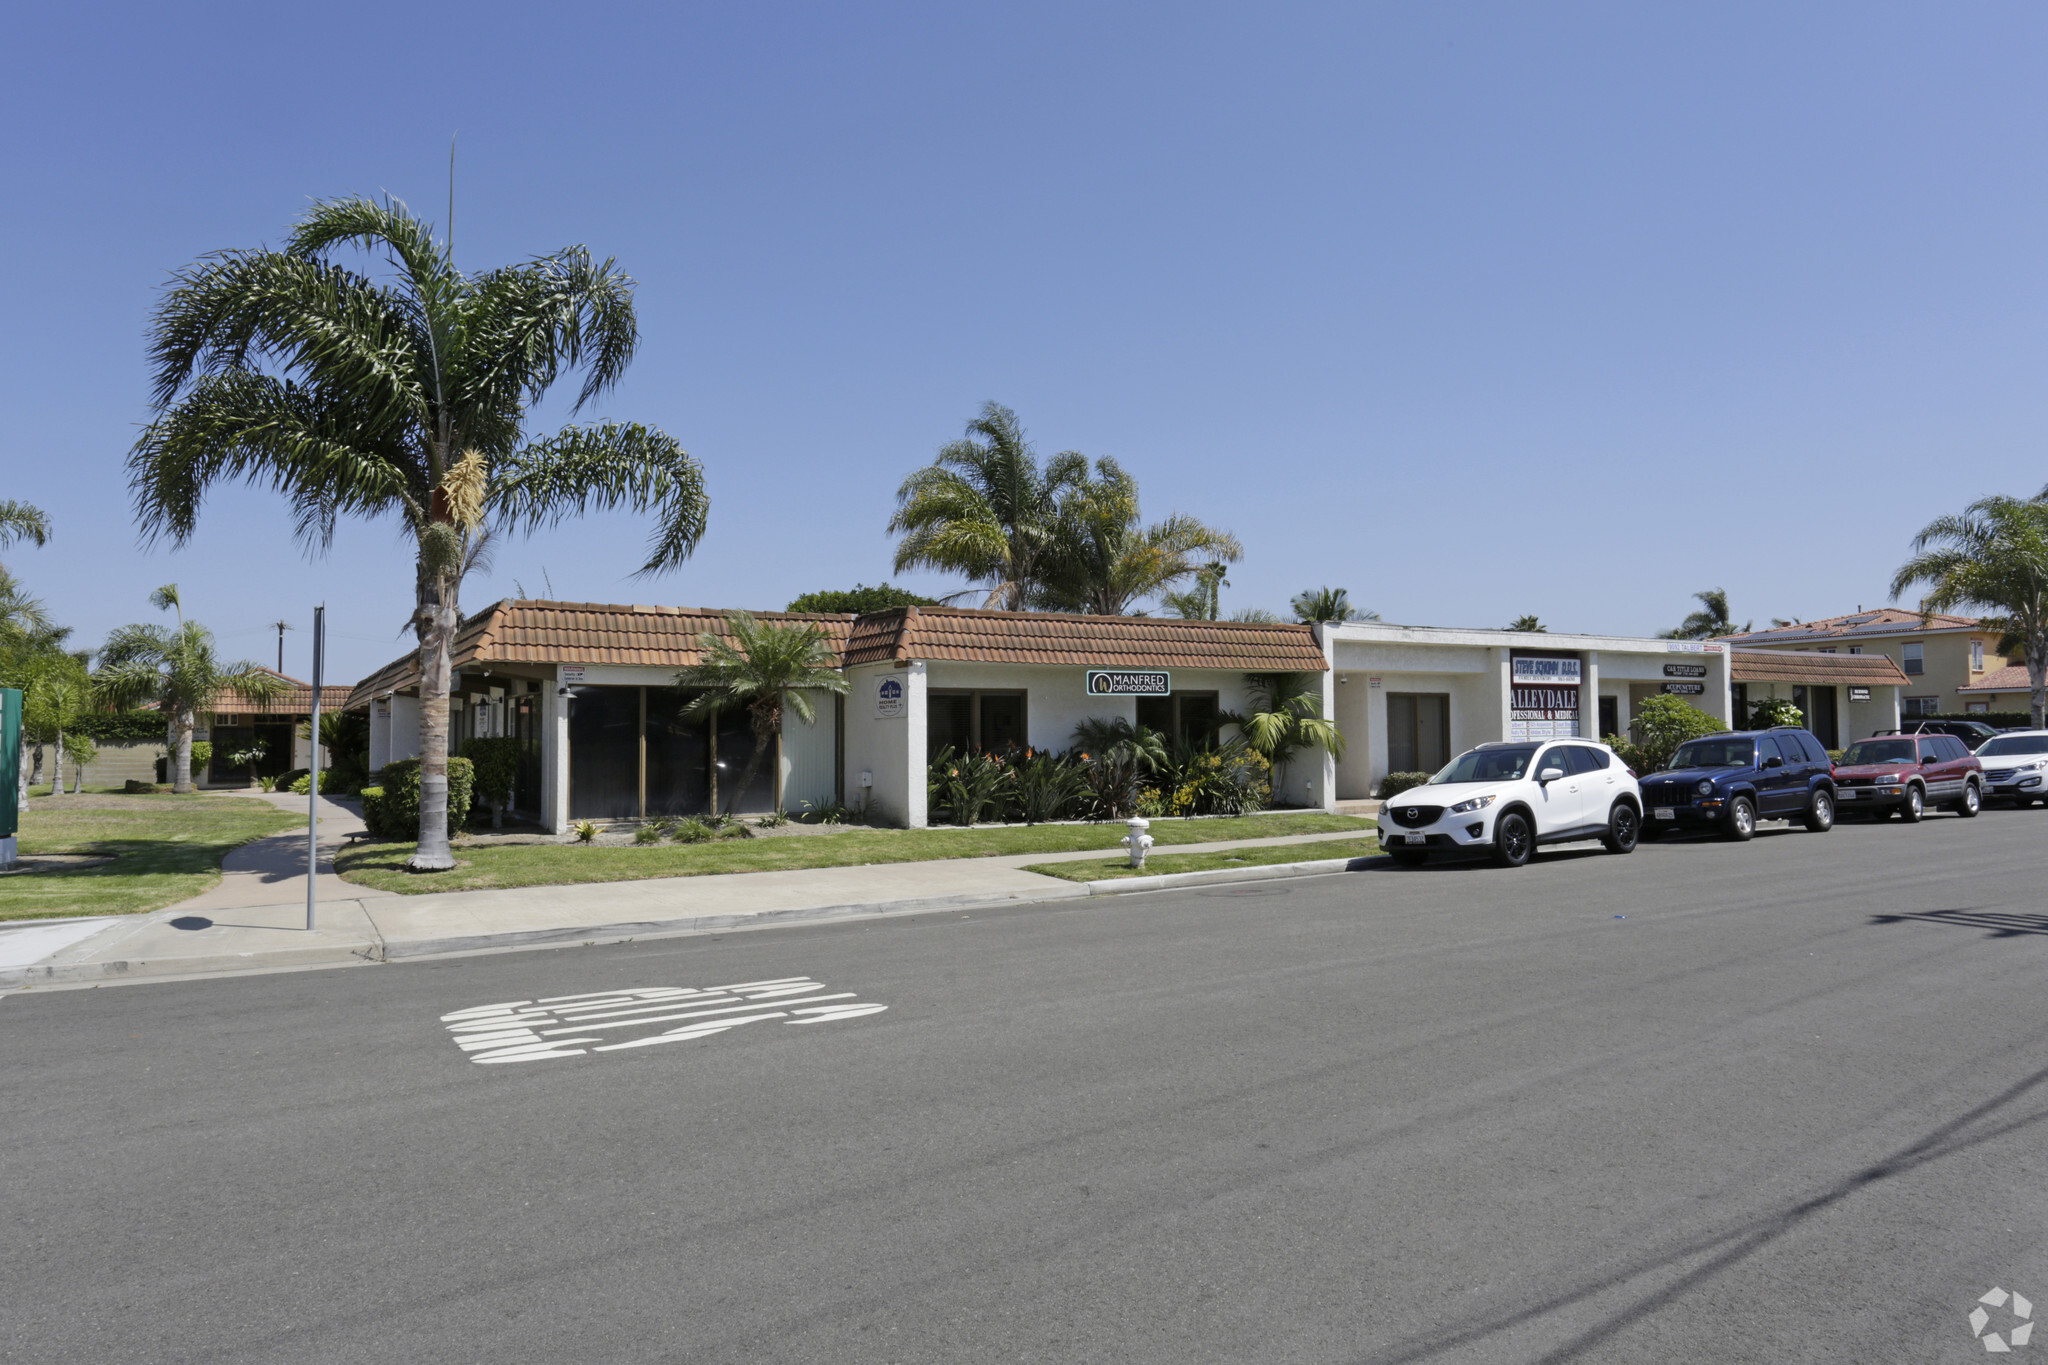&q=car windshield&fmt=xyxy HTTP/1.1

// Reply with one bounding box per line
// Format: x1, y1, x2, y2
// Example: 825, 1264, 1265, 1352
1841, 740, 1917, 766
1670, 737, 1755, 769
1431, 744, 1540, 784
1977, 735, 2048, 758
